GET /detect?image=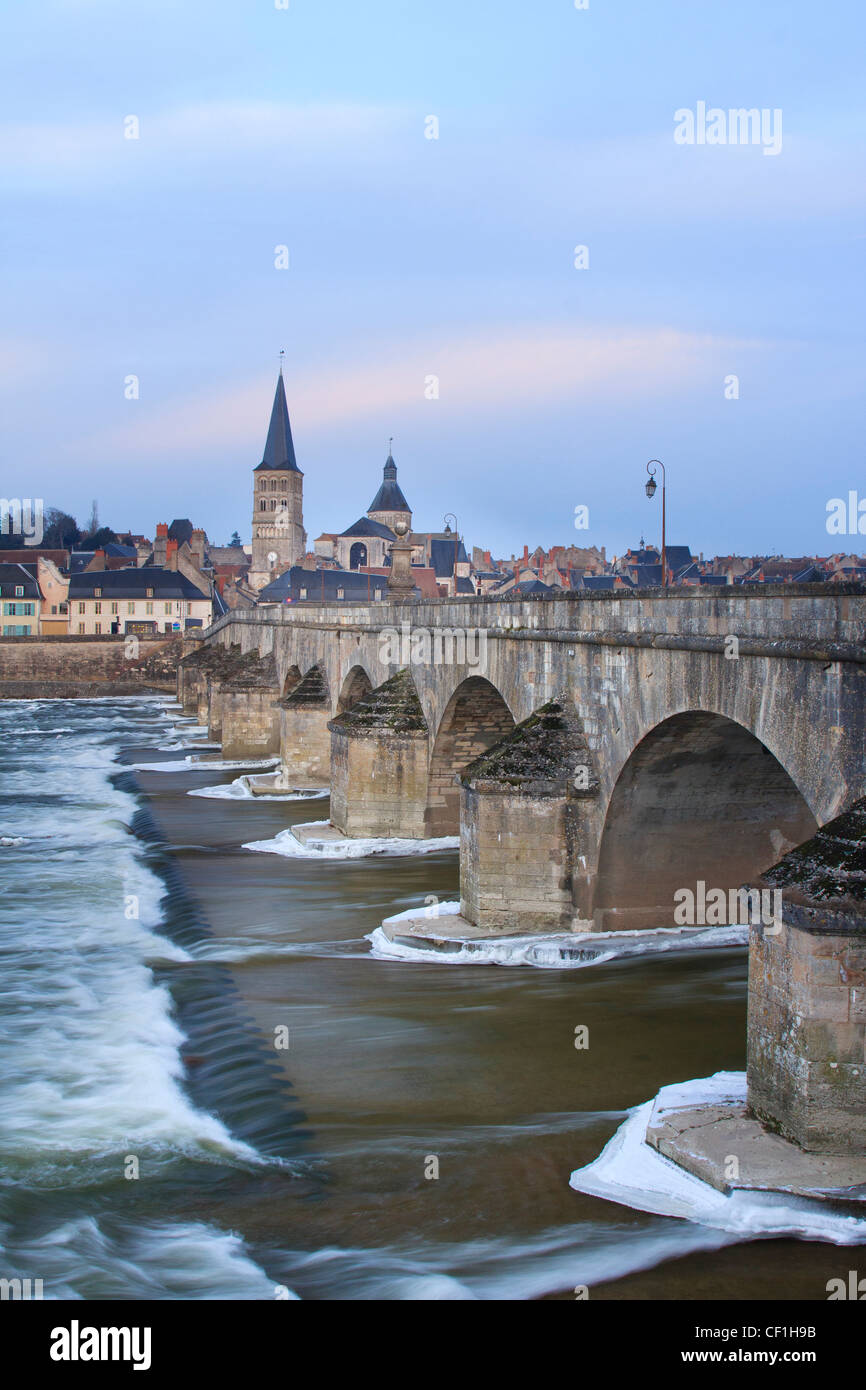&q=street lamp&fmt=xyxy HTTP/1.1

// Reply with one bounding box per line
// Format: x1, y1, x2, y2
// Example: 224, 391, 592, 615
444, 513, 459, 595
645, 460, 667, 587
